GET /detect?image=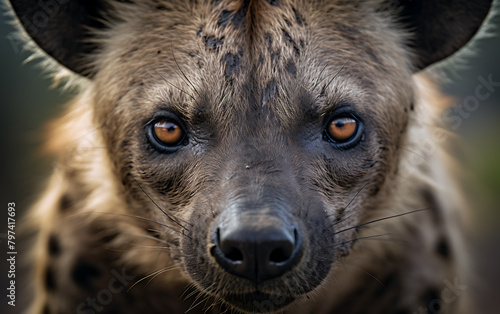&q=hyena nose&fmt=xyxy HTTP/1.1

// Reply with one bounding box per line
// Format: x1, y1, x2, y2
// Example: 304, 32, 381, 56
212, 218, 302, 284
